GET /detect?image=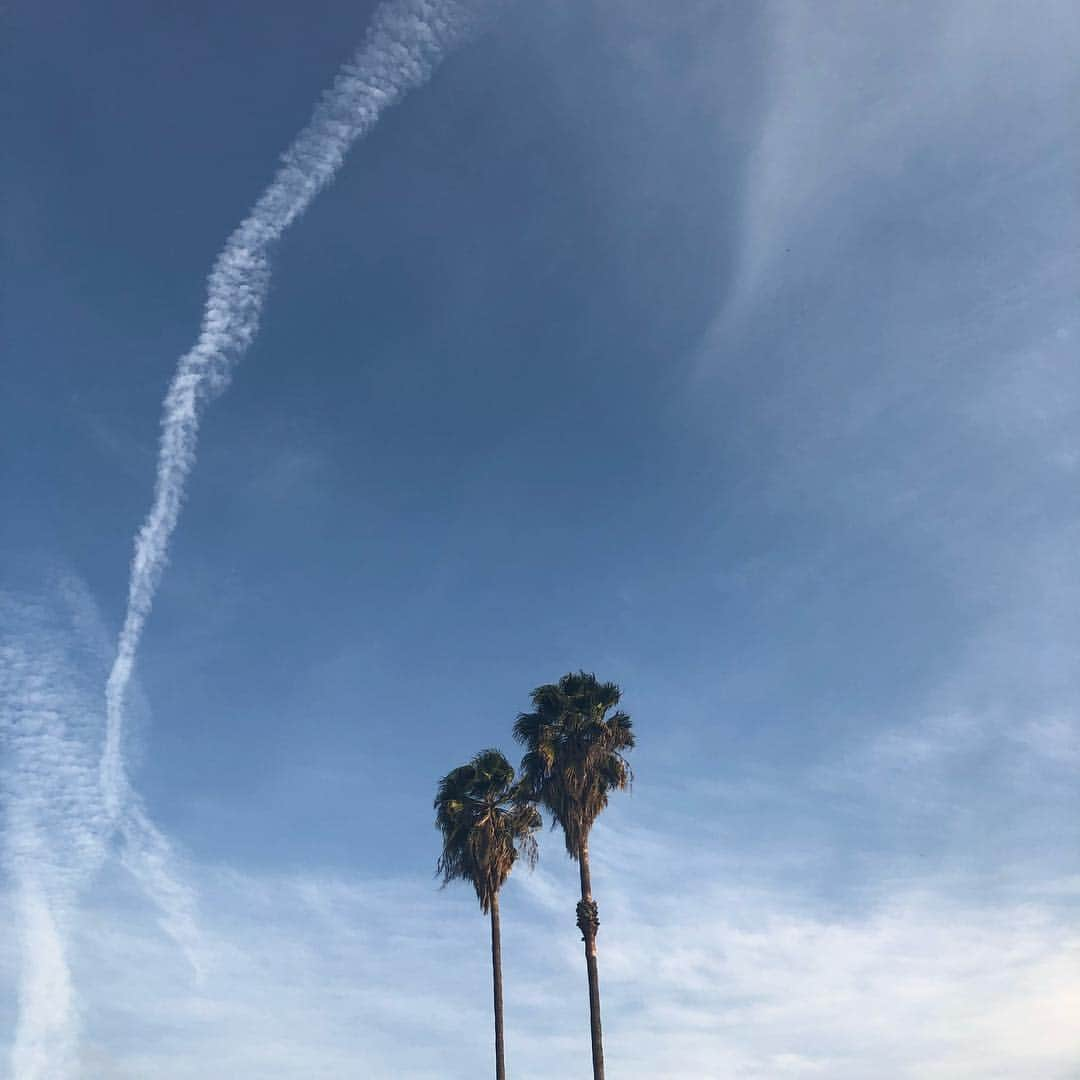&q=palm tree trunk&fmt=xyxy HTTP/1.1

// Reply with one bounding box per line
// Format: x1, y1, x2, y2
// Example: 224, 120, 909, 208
490, 893, 506, 1080
576, 838, 605, 1080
